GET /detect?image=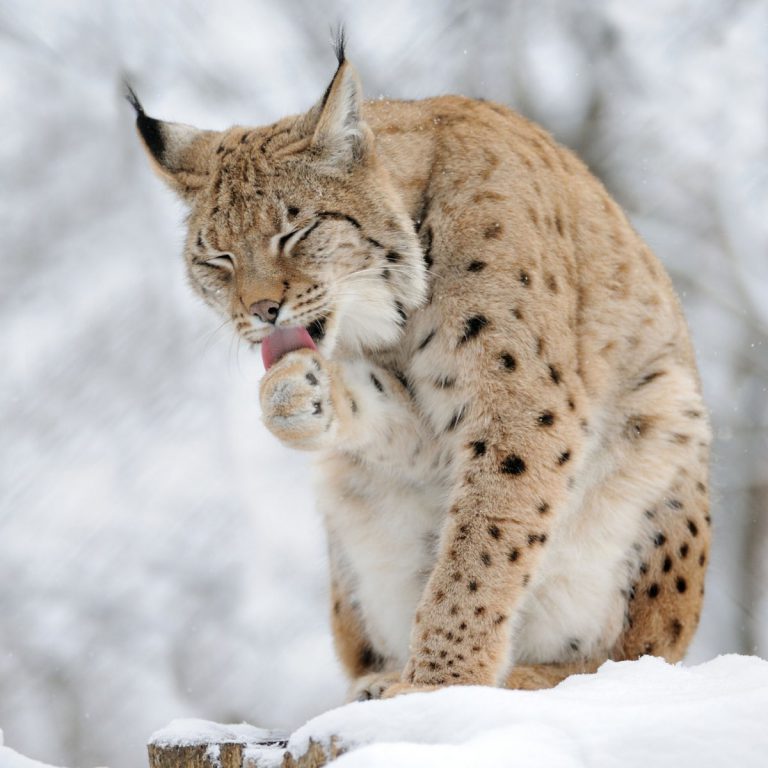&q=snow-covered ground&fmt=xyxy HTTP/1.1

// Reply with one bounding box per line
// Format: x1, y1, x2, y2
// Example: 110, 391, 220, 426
0, 2, 766, 768
0, 732, 63, 768
290, 655, 768, 768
